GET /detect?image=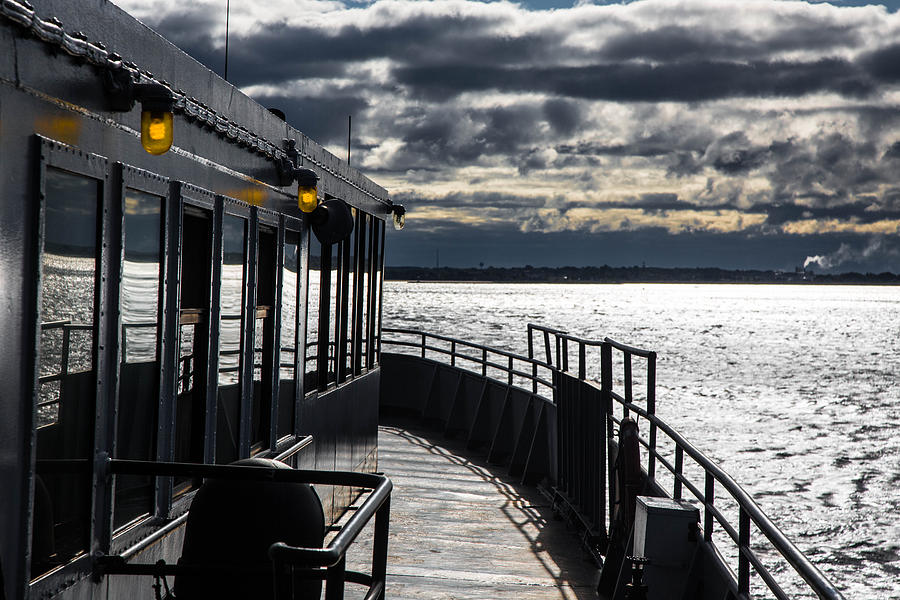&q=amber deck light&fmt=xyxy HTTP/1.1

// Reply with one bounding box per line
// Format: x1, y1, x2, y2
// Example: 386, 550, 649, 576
138, 84, 175, 155
296, 168, 319, 213
104, 68, 175, 156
